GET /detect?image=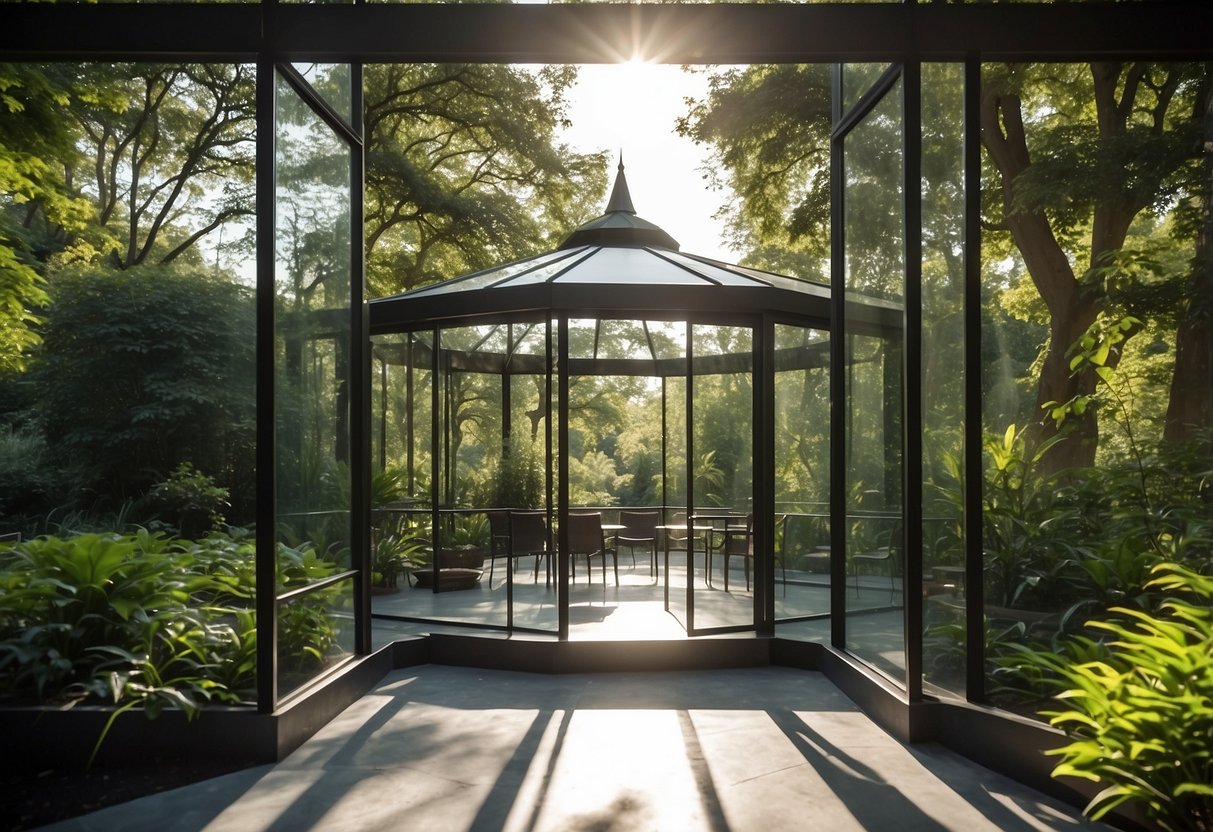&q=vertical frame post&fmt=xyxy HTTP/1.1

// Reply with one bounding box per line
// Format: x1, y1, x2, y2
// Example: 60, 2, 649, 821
829, 62, 847, 651
350, 62, 371, 656
903, 60, 925, 701
557, 315, 570, 640
431, 325, 441, 596
756, 314, 776, 635
963, 56, 986, 702
685, 320, 695, 634
255, 58, 278, 714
